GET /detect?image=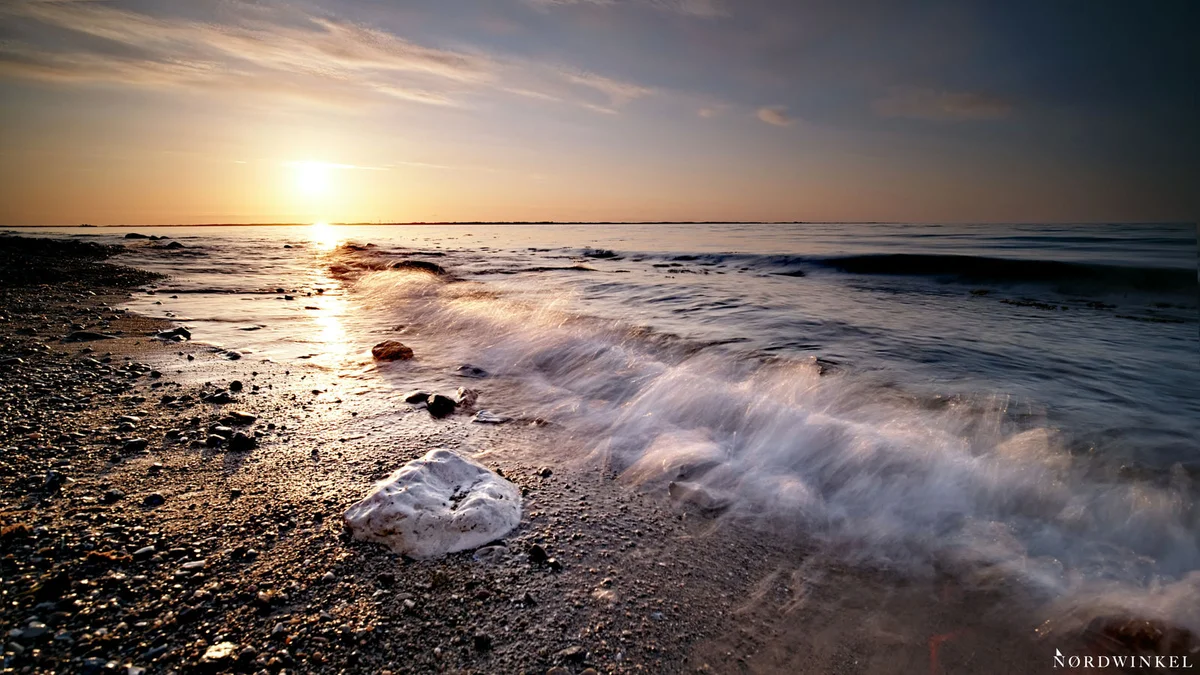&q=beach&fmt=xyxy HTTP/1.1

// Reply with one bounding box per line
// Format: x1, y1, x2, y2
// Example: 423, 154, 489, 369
1, 227, 1196, 674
